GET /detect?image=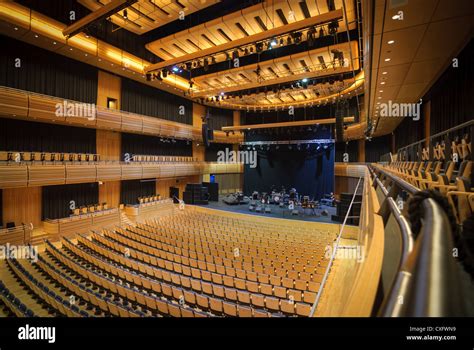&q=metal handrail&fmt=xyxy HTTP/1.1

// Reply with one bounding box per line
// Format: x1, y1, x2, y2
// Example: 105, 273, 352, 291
402, 198, 465, 316
308, 176, 363, 317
